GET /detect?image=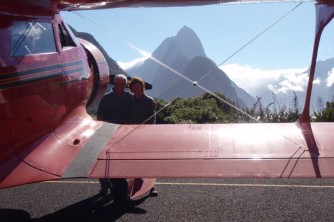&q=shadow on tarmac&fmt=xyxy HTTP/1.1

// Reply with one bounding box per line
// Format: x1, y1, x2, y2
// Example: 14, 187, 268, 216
0, 194, 149, 222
